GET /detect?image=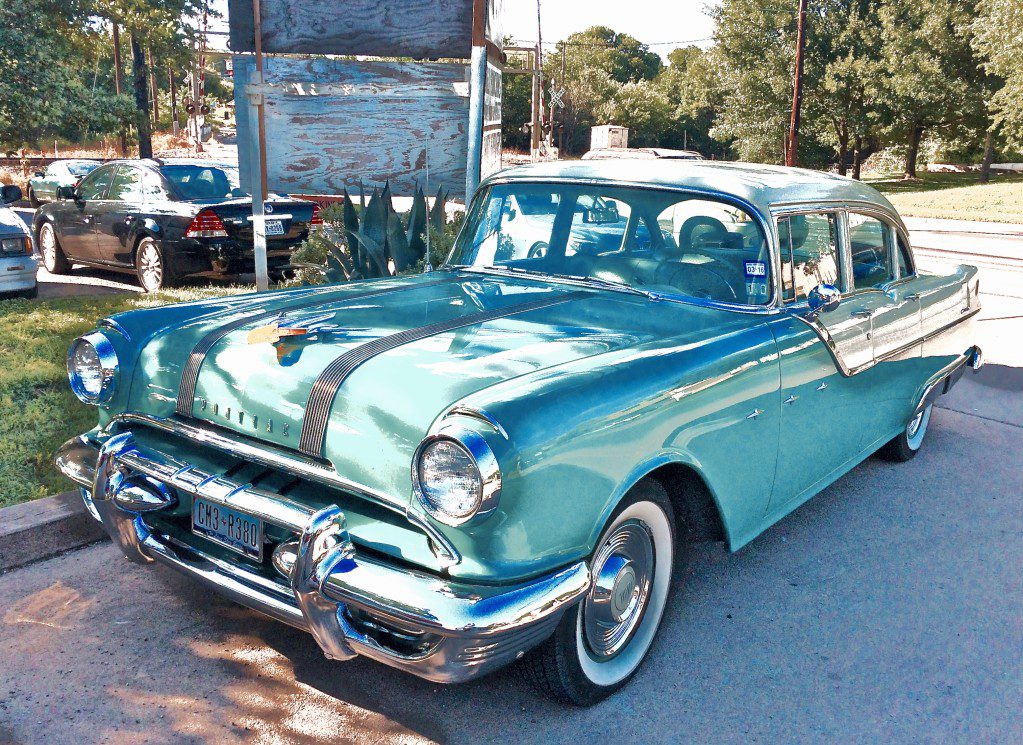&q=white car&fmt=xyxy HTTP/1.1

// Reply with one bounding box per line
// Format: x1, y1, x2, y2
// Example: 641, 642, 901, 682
0, 185, 38, 299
